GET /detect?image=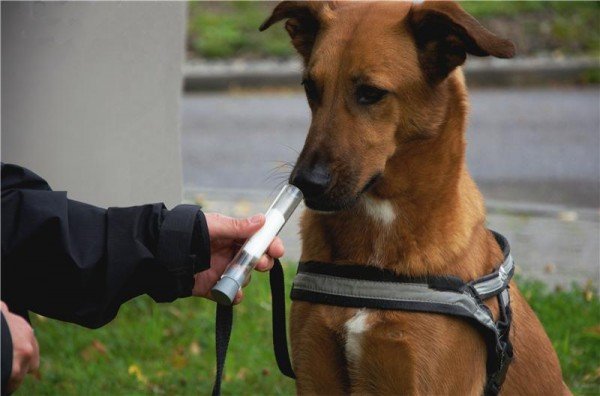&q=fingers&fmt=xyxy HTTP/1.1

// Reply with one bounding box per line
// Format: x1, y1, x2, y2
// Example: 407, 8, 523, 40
30, 336, 40, 373
266, 237, 285, 259
233, 289, 244, 305
255, 255, 274, 272
6, 313, 39, 393
205, 213, 265, 240
255, 237, 284, 272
